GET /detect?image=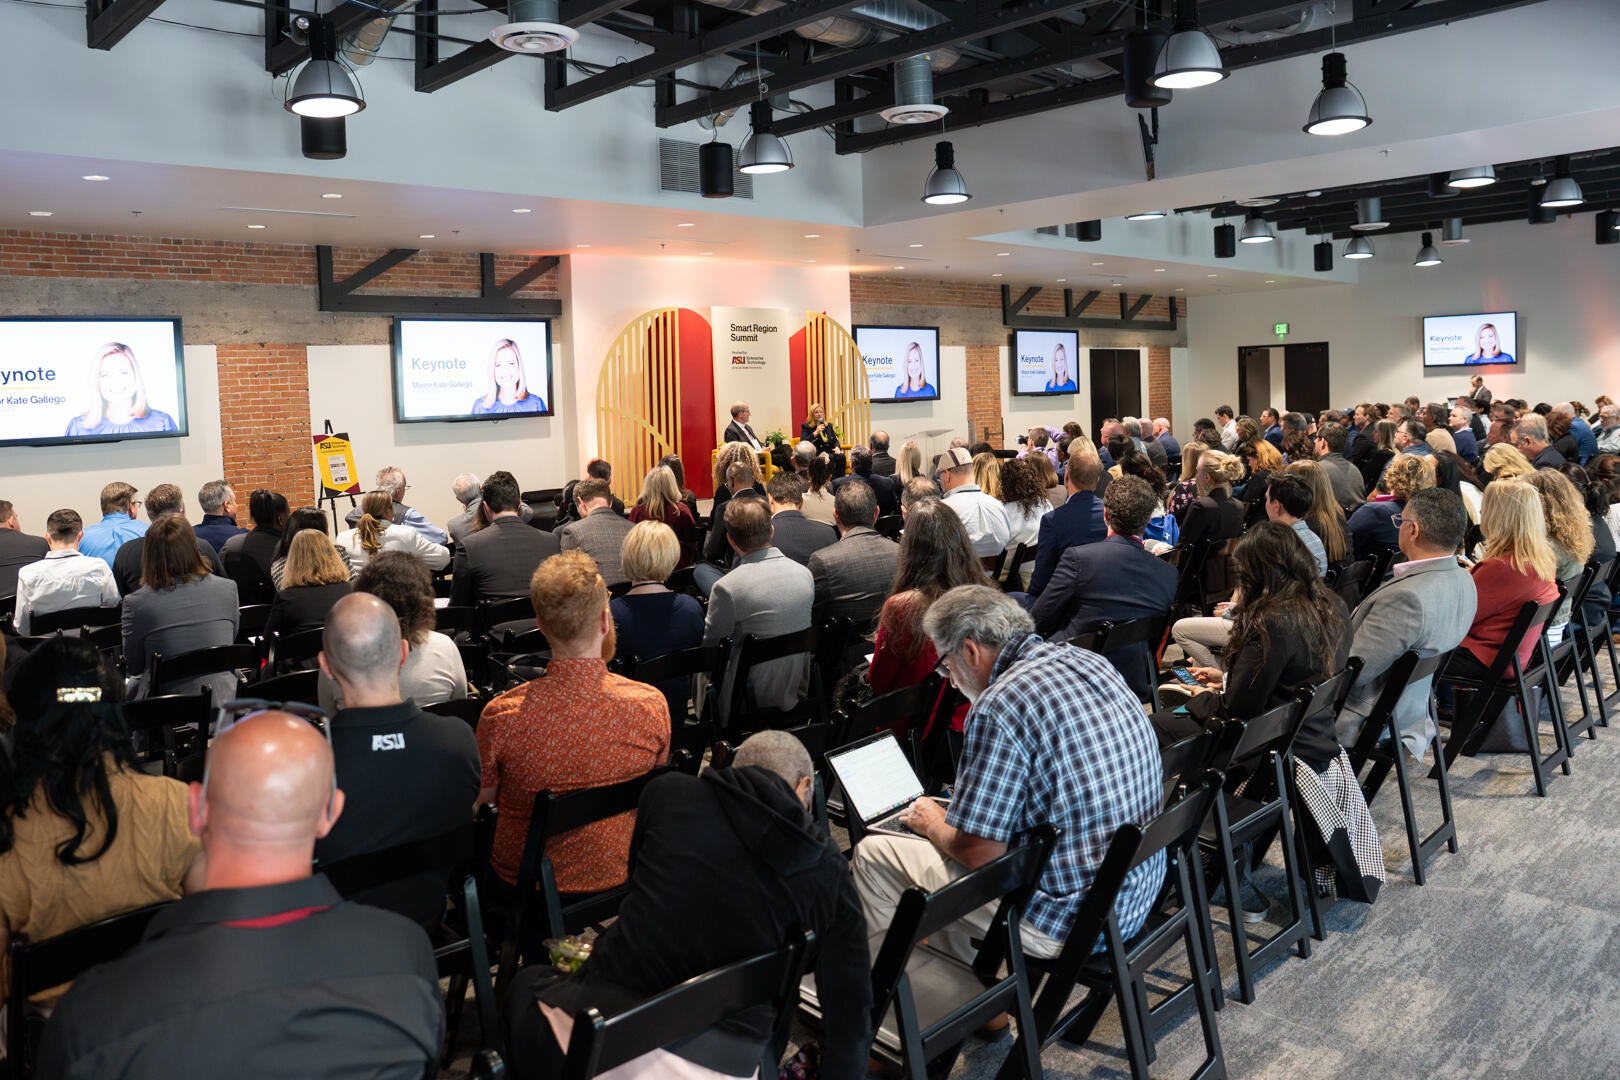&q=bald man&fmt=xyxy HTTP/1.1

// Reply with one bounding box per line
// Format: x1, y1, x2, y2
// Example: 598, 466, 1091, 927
38, 711, 442, 1079
314, 593, 479, 926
